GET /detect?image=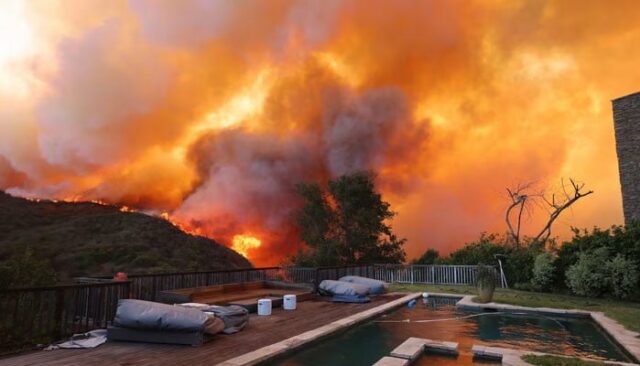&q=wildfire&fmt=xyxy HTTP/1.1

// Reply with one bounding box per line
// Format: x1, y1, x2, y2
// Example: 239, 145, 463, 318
1, 1, 638, 265
231, 235, 262, 258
